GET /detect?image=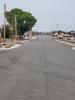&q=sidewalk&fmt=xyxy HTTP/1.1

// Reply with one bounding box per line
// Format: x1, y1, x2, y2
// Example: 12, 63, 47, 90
56, 39, 75, 46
